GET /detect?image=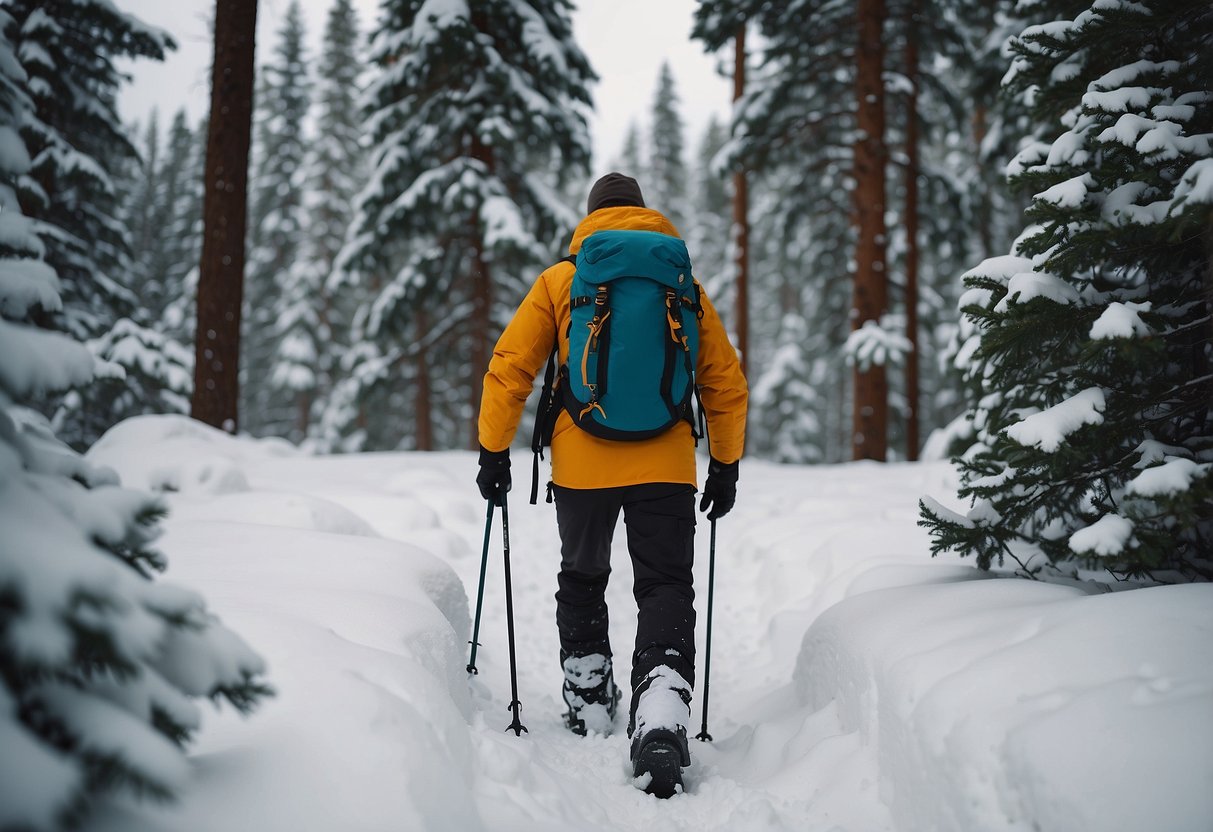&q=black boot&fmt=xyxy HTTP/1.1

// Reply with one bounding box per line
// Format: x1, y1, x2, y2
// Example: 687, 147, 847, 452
628, 664, 692, 798
561, 652, 621, 736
